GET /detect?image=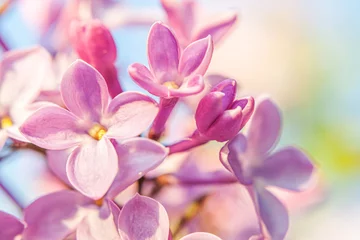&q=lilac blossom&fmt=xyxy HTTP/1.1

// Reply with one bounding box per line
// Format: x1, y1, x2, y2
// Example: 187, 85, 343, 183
129, 21, 213, 139
220, 98, 315, 240
0, 46, 52, 150
161, 0, 238, 48
20, 60, 163, 200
